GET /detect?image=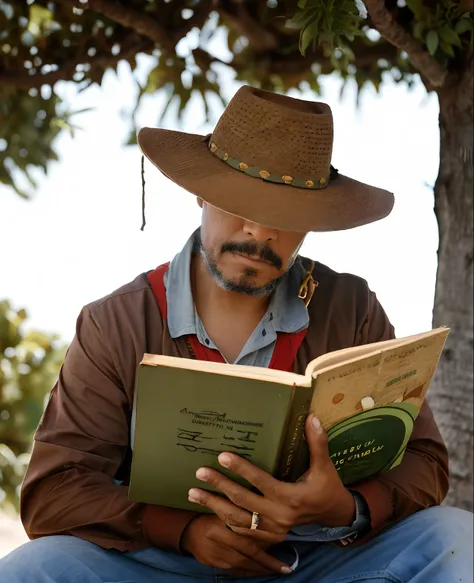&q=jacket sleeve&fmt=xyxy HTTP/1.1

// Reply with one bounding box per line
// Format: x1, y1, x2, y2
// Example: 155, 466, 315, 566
350, 291, 449, 539
20, 305, 198, 553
